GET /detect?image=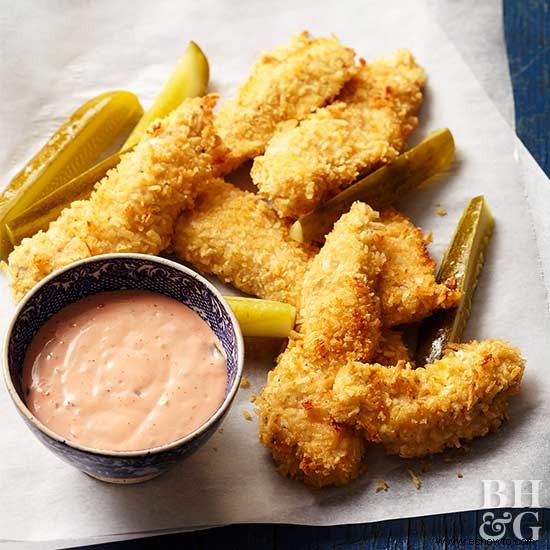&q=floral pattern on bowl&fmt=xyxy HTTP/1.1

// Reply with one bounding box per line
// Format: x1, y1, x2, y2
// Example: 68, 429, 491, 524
3, 253, 244, 484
